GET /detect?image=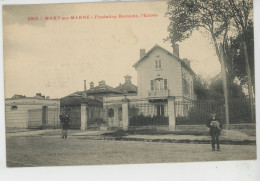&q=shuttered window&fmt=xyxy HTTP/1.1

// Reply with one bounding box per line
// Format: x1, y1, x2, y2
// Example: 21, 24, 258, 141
150, 80, 154, 91
164, 79, 168, 90
155, 59, 162, 69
